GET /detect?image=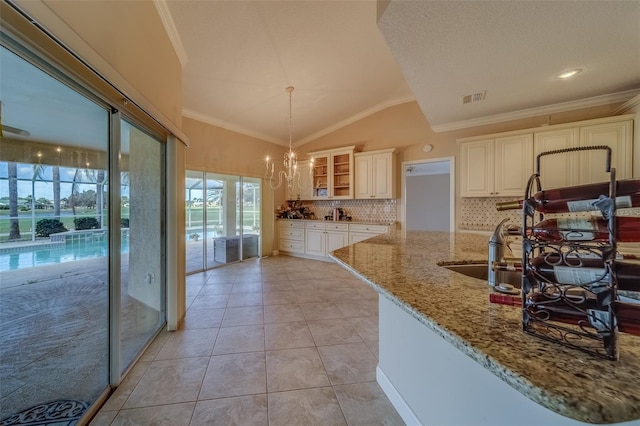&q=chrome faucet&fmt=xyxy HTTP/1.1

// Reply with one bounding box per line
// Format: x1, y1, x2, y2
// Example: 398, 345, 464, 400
488, 218, 510, 287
